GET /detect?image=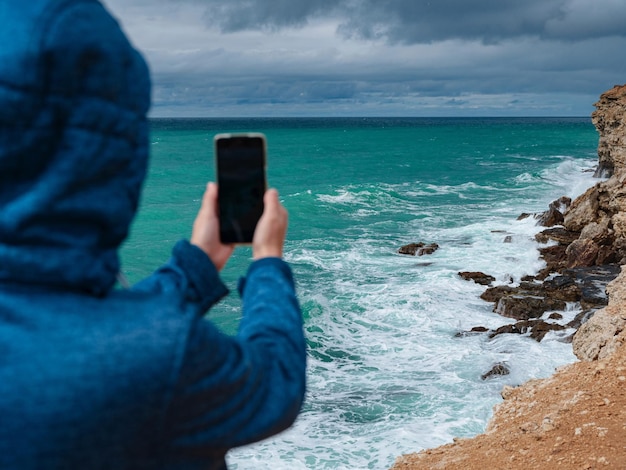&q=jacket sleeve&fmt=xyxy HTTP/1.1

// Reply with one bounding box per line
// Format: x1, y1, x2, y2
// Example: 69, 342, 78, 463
164, 256, 307, 456
131, 240, 229, 314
